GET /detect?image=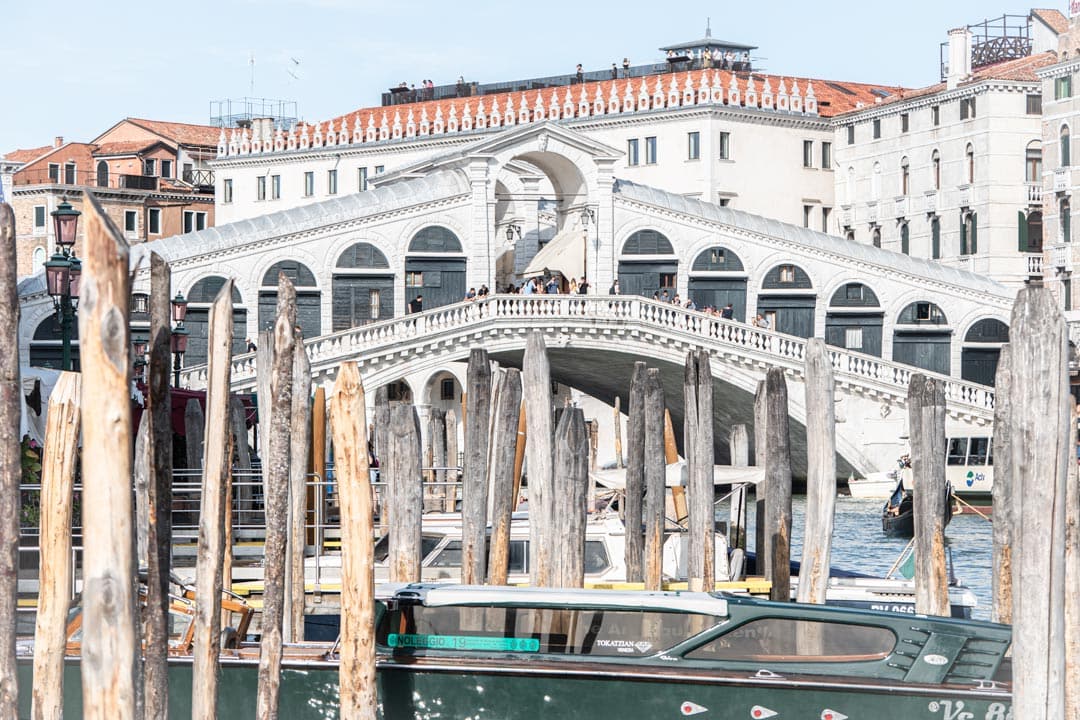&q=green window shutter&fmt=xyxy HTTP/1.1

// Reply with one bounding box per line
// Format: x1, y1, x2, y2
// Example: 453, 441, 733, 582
971, 214, 977, 254
1018, 211, 1028, 252
960, 214, 968, 255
